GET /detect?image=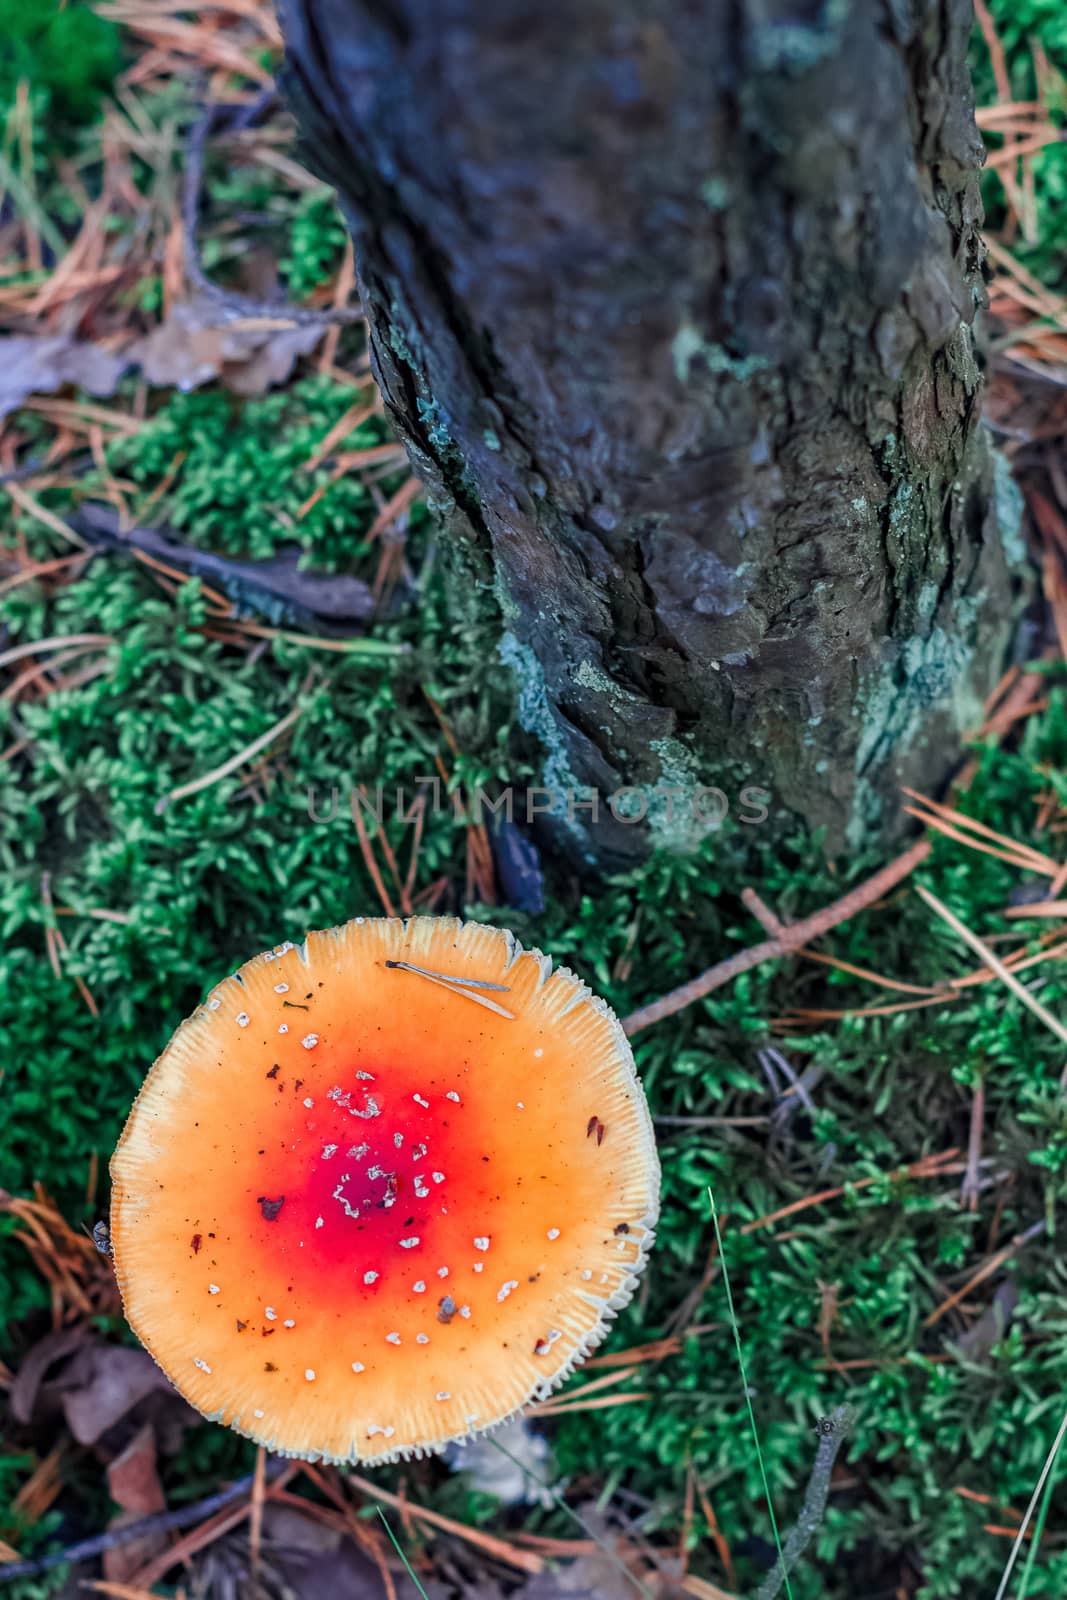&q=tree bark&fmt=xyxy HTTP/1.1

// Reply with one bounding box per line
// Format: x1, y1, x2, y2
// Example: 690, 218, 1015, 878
280, 0, 1025, 866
